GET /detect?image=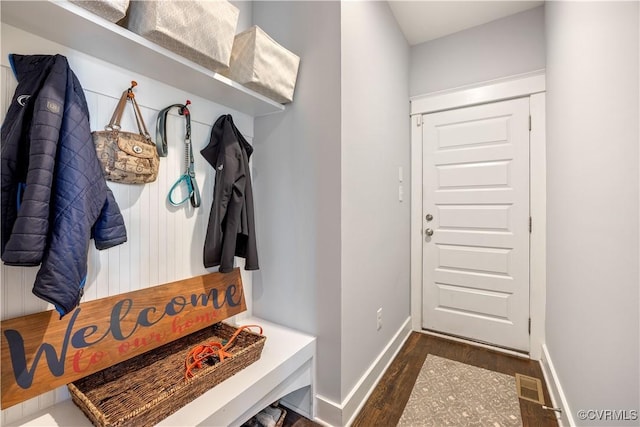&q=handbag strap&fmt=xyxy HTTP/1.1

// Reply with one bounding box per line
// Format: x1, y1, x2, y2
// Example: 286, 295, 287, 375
106, 89, 128, 130
106, 81, 152, 143
130, 95, 152, 142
